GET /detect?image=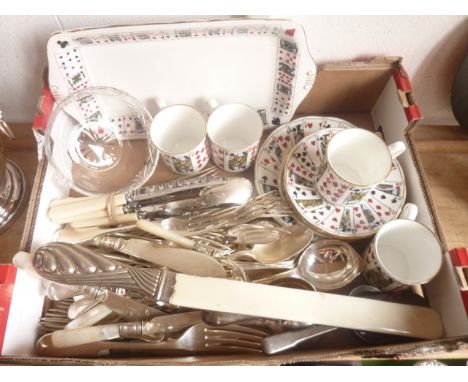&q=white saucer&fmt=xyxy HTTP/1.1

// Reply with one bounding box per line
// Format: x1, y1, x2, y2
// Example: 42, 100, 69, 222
282, 127, 407, 239
254, 116, 358, 224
